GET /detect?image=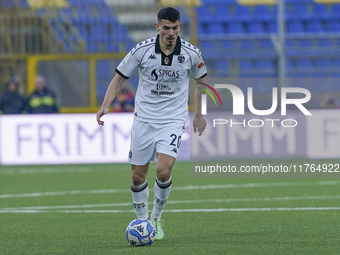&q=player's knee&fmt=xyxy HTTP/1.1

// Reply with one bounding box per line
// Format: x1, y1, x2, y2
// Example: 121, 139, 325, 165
131, 171, 147, 186
156, 169, 171, 183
